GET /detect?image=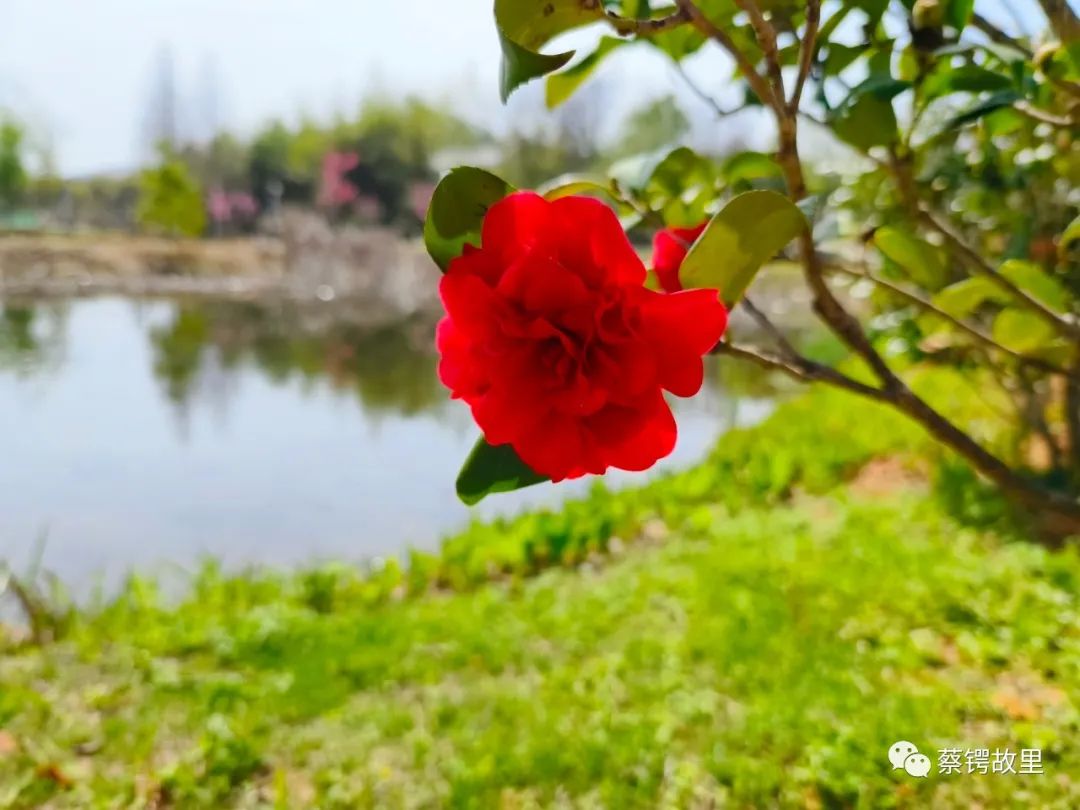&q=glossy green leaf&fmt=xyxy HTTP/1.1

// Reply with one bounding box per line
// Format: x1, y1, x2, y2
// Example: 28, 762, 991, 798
1060, 213, 1080, 259
647, 23, 706, 62
546, 37, 627, 108
922, 65, 1013, 100
424, 167, 514, 271
944, 90, 1022, 130
931, 276, 1007, 318
832, 94, 899, 151
456, 437, 548, 505
823, 43, 866, 75
494, 0, 605, 102
999, 259, 1071, 313
991, 308, 1057, 353
945, 0, 975, 29
538, 174, 611, 200
498, 27, 576, 104
679, 190, 807, 306
874, 227, 948, 288
720, 151, 783, 184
